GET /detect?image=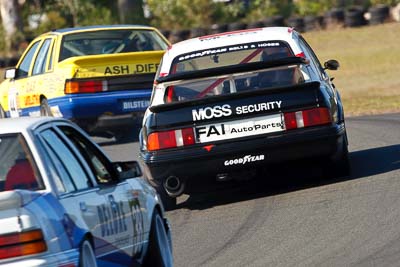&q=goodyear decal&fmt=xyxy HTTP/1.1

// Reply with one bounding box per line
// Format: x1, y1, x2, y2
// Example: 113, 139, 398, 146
224, 154, 265, 166
178, 41, 282, 62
